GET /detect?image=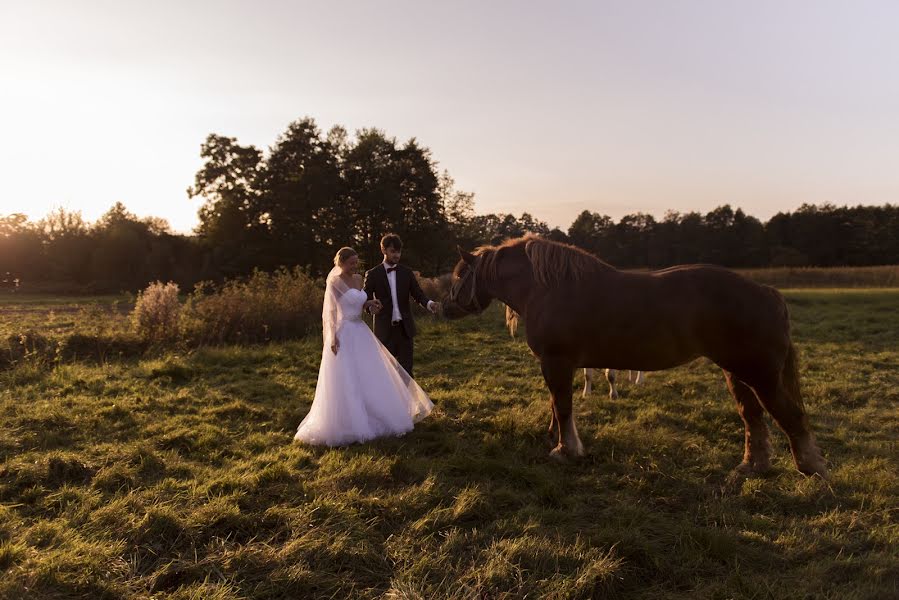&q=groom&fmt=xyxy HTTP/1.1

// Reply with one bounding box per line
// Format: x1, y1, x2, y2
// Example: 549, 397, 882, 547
363, 233, 440, 377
